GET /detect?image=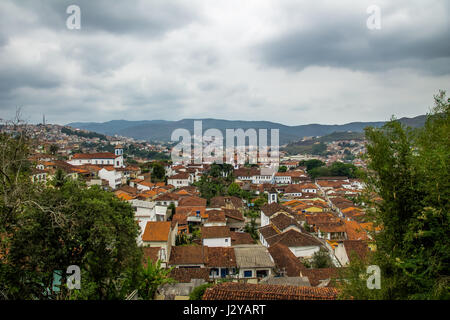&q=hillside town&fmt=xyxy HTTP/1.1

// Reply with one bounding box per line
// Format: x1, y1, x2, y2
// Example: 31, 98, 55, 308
12, 122, 381, 300
0, 0, 448, 312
